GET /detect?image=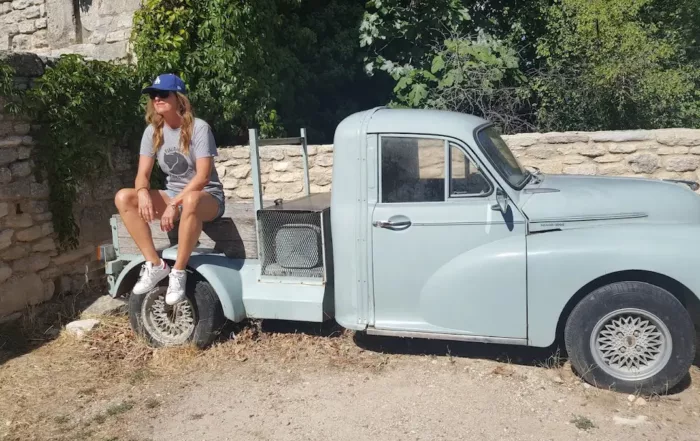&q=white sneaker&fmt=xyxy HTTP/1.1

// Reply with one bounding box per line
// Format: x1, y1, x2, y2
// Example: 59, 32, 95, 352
132, 260, 170, 295
165, 269, 187, 305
